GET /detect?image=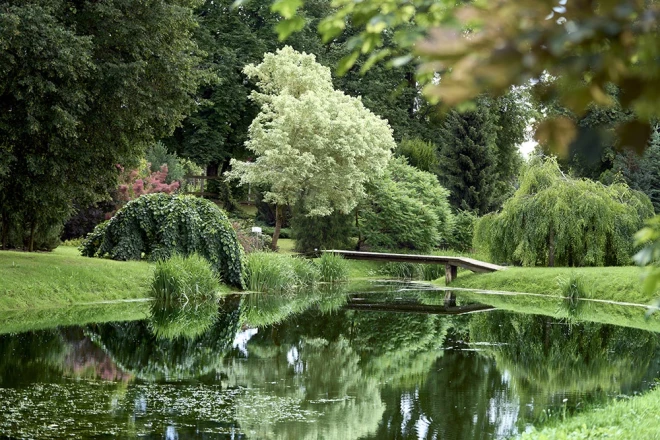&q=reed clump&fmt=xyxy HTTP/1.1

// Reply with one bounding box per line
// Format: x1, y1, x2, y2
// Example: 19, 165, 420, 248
151, 254, 220, 302
244, 252, 348, 292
